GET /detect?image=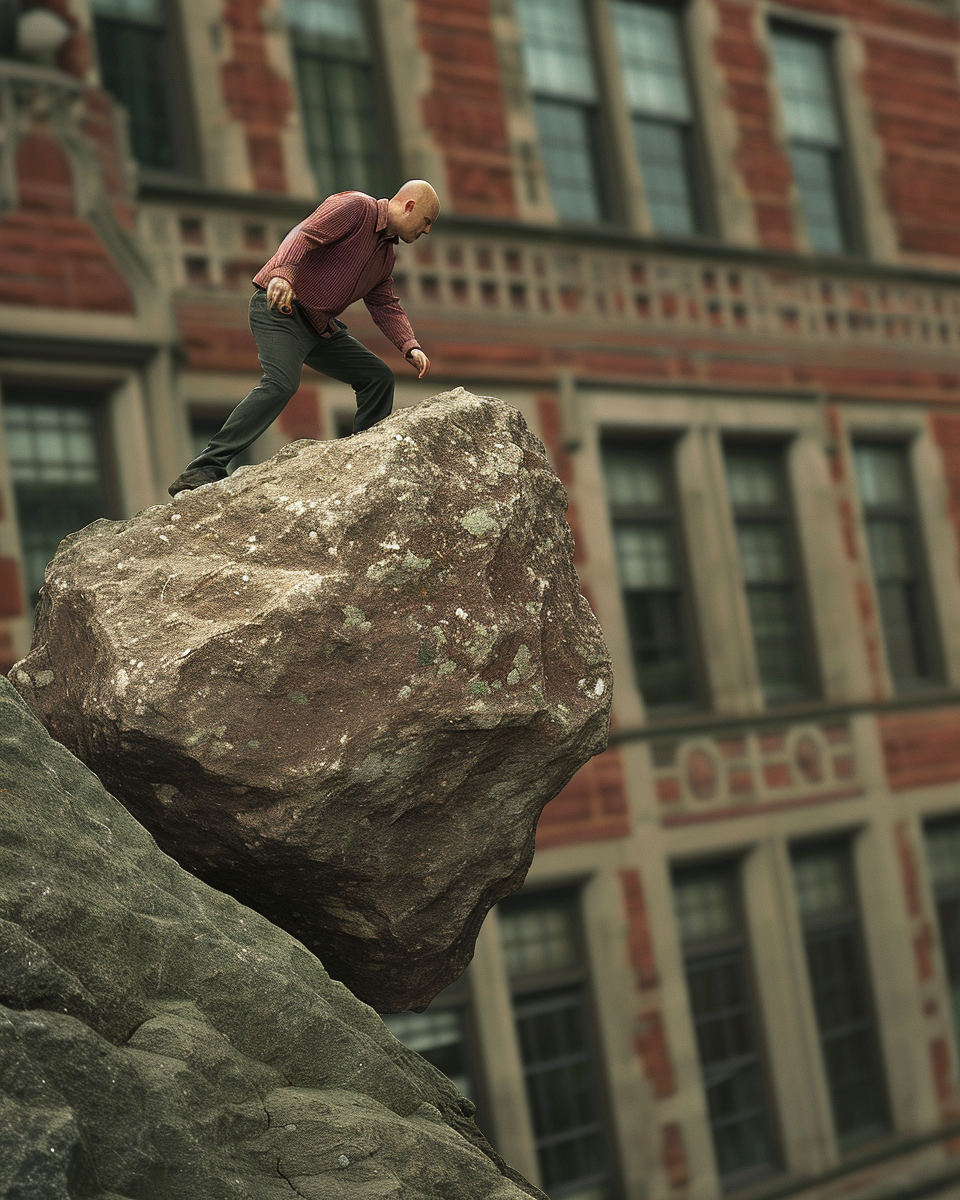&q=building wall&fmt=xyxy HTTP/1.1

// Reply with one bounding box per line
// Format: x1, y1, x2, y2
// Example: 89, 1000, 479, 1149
4, 0, 960, 1198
